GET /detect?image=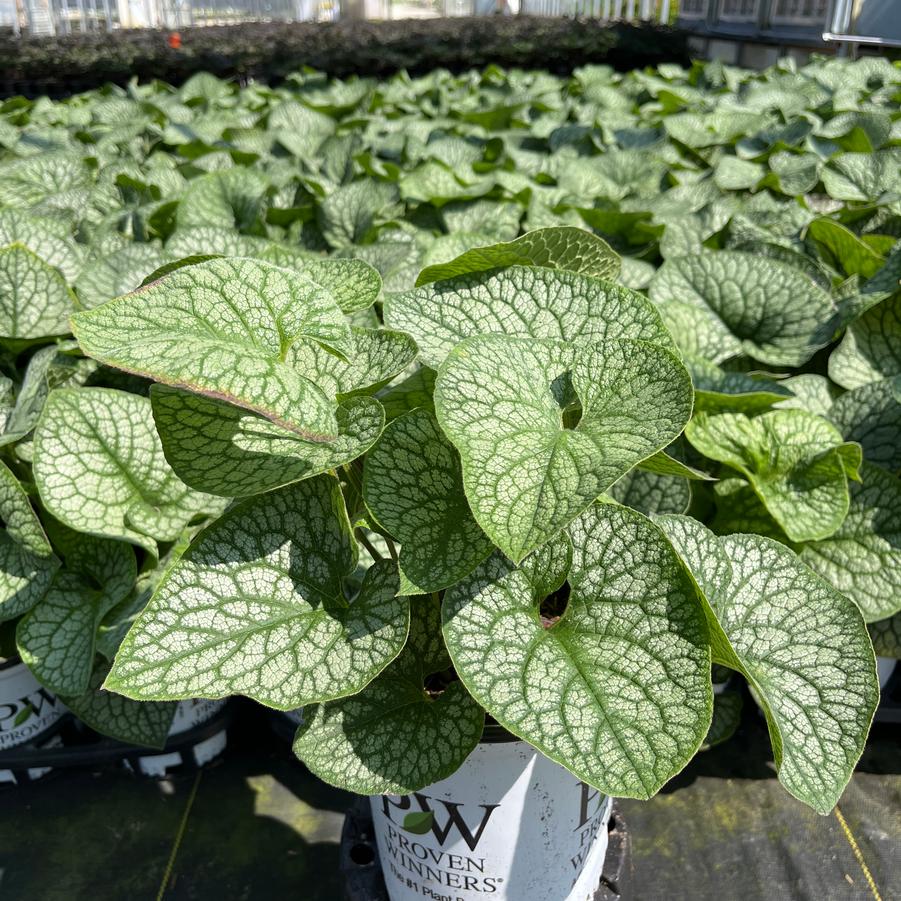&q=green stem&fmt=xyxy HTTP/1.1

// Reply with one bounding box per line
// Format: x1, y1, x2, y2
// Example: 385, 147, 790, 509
355, 528, 384, 562
342, 462, 363, 496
